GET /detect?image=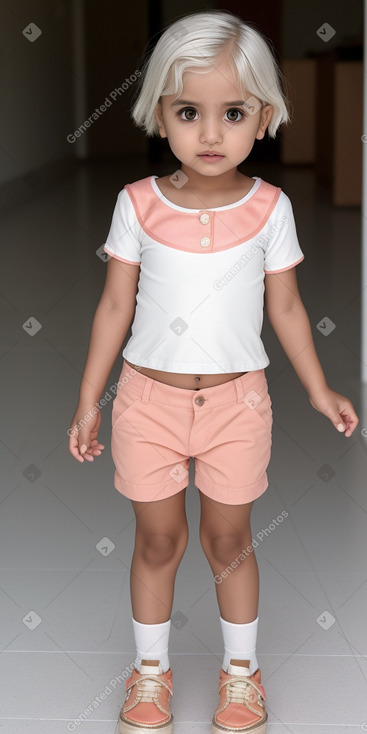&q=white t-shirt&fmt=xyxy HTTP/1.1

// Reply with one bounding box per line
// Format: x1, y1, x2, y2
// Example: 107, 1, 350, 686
103, 175, 305, 373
